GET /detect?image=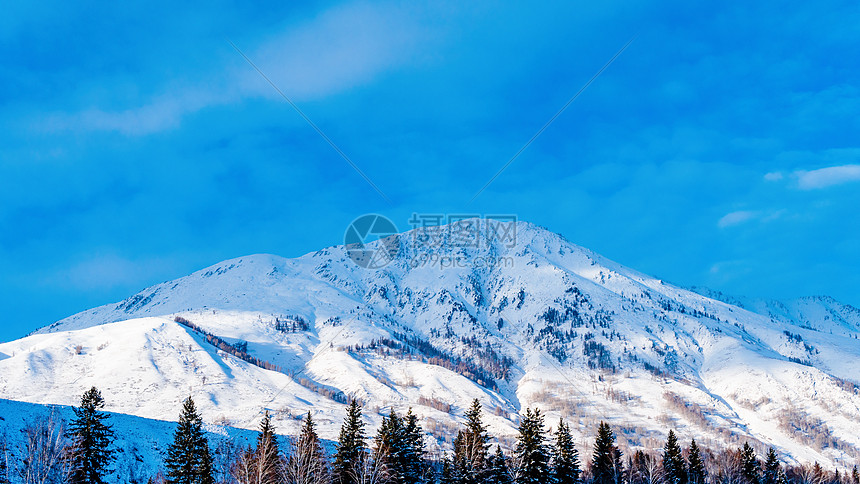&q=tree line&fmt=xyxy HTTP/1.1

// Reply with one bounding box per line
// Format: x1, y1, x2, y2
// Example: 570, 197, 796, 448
1, 388, 858, 484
